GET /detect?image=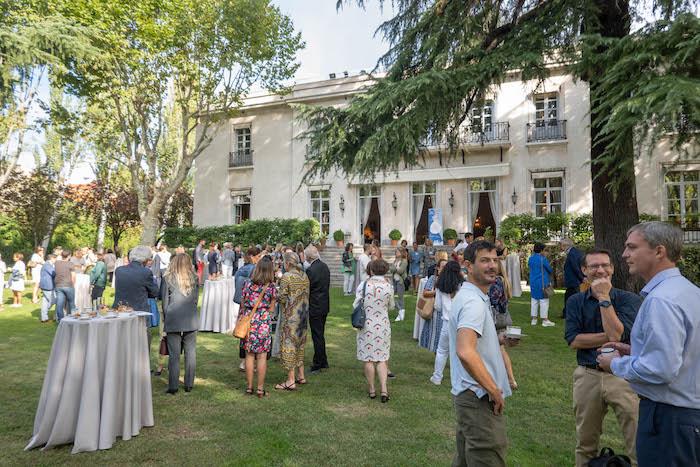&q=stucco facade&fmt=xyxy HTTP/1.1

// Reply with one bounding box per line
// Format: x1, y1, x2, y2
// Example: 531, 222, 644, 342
193, 70, 697, 244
